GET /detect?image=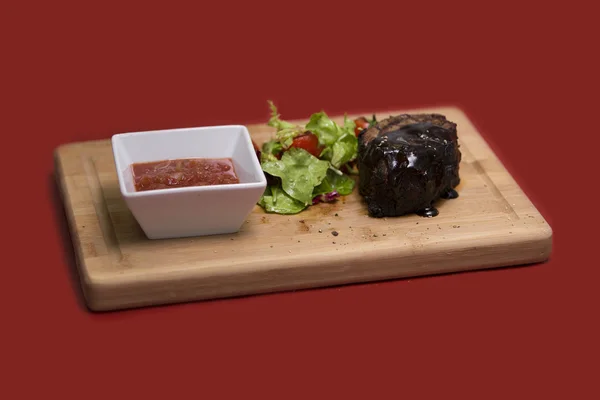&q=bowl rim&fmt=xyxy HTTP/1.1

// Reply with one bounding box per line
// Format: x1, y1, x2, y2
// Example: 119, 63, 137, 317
111, 124, 267, 199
